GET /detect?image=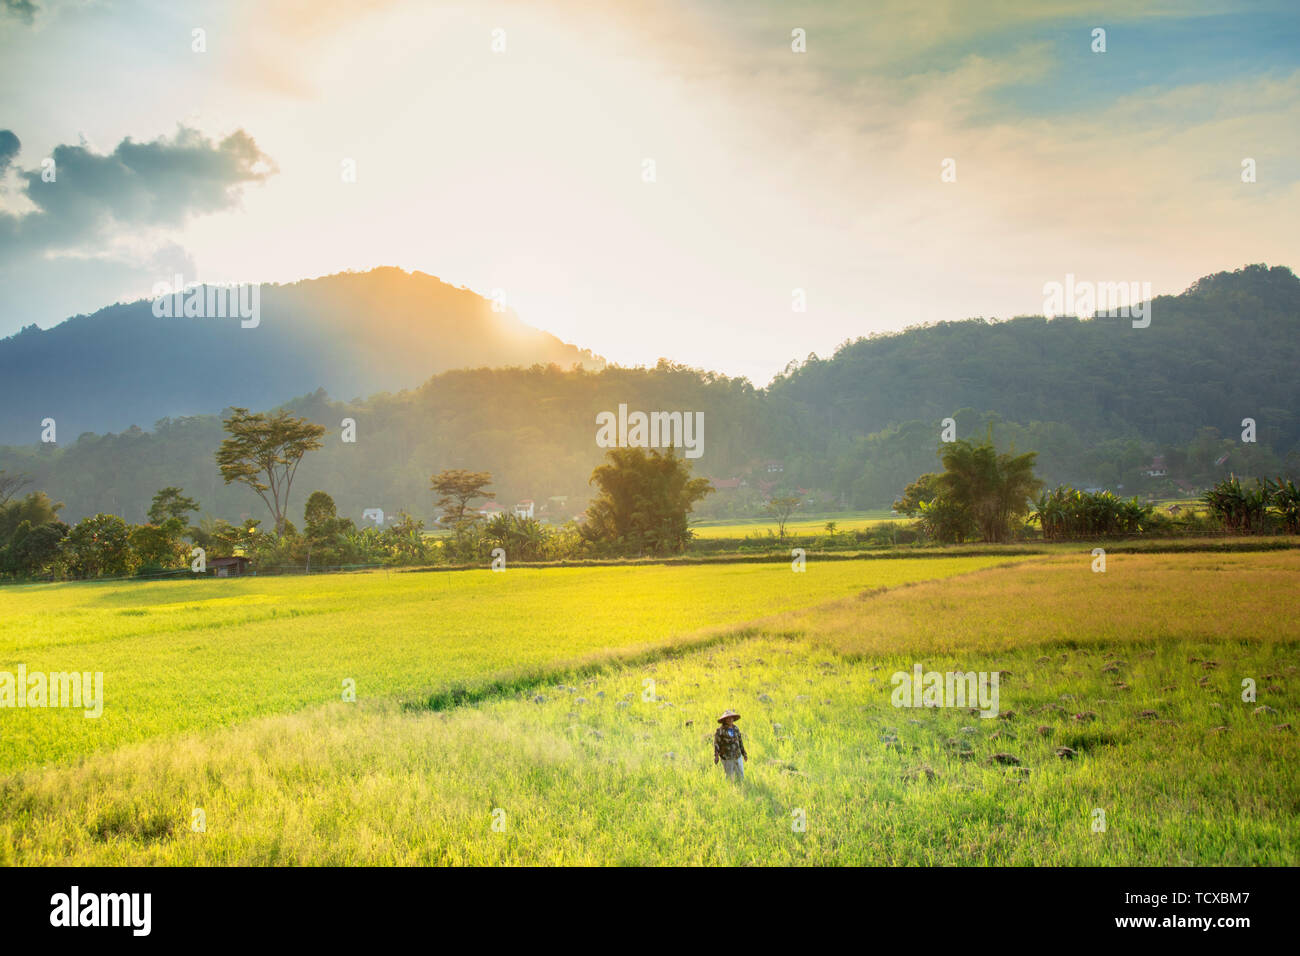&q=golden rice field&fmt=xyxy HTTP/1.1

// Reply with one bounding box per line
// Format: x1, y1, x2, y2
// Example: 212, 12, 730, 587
1, 551, 1295, 865
690, 511, 897, 539
0, 555, 1010, 774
